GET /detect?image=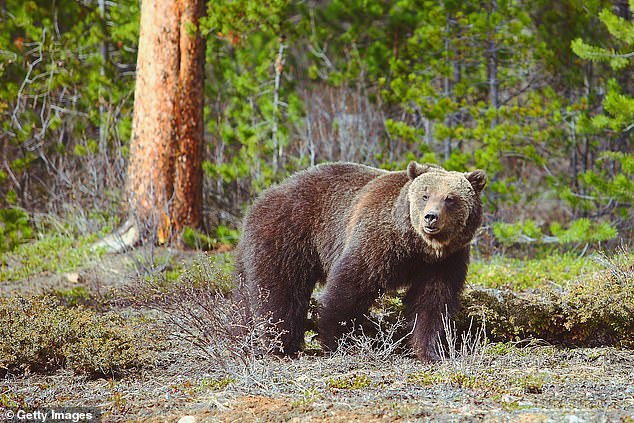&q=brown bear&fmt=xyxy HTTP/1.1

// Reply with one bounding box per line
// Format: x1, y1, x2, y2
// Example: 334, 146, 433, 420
234, 161, 486, 361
